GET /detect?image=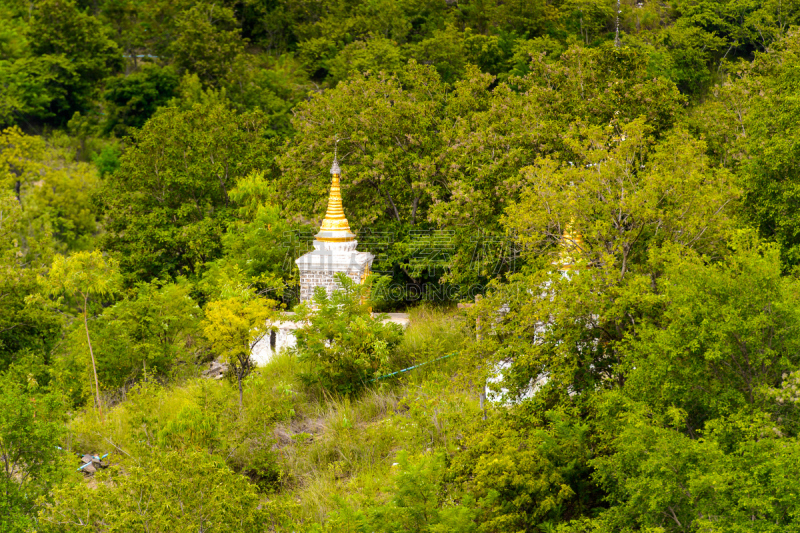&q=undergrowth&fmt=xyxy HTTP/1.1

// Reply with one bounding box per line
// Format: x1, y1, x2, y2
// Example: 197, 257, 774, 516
63, 305, 484, 531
